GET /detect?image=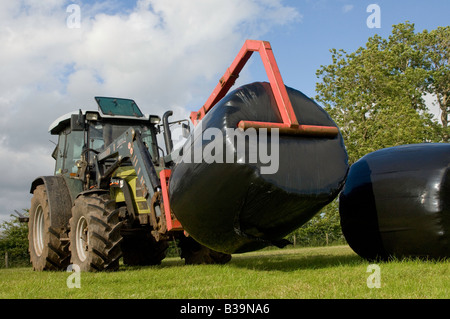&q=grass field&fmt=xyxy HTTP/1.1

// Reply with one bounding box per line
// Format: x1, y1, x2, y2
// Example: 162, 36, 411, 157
0, 245, 448, 299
